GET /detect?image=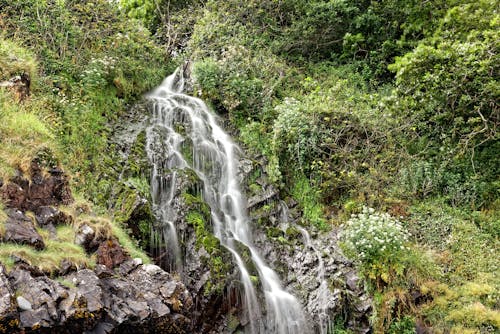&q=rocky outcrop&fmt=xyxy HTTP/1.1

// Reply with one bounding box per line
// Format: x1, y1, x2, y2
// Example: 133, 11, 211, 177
244, 159, 372, 333
3, 209, 45, 250
1, 161, 73, 212
0, 260, 193, 334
